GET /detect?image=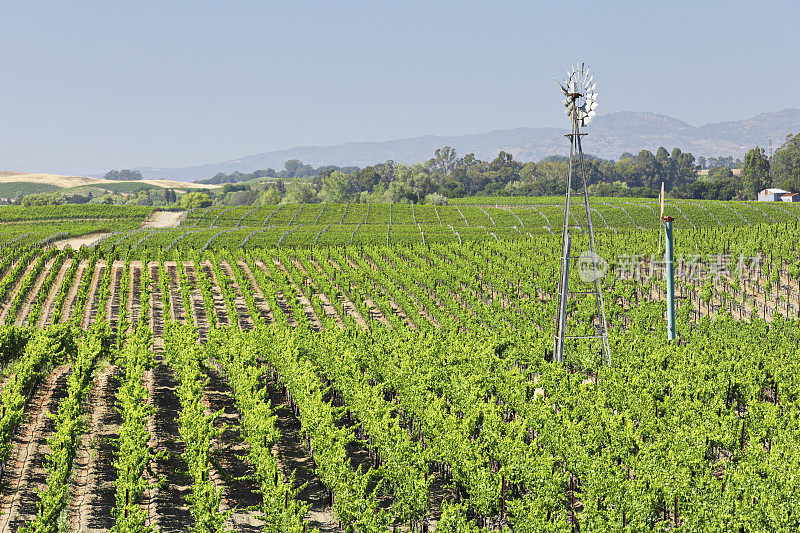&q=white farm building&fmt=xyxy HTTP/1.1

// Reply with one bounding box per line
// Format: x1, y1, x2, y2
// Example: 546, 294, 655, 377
757, 188, 800, 202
